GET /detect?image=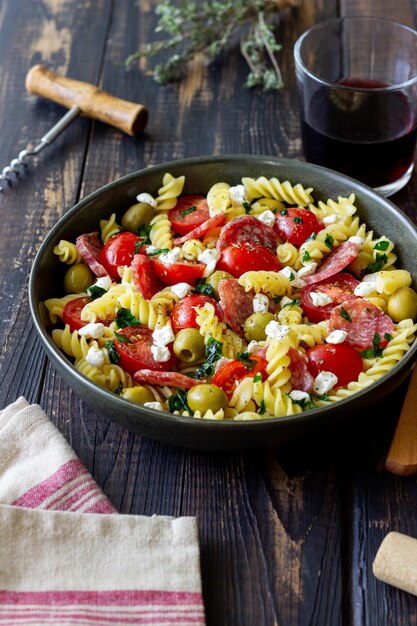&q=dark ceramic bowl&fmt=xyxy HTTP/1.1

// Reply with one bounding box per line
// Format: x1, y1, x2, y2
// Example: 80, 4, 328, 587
29, 155, 417, 450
